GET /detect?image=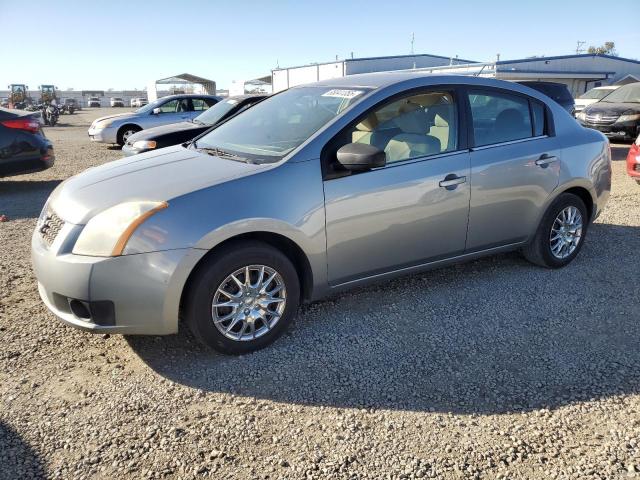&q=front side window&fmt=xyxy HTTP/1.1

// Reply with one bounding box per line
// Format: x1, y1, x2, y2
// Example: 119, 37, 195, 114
195, 86, 369, 163
468, 90, 533, 146
343, 91, 458, 164
159, 99, 178, 113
